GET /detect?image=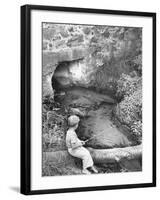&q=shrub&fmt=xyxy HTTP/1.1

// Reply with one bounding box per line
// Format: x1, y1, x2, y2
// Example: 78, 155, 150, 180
115, 73, 142, 139
116, 87, 142, 125
131, 120, 142, 137
116, 73, 141, 100
132, 54, 142, 75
